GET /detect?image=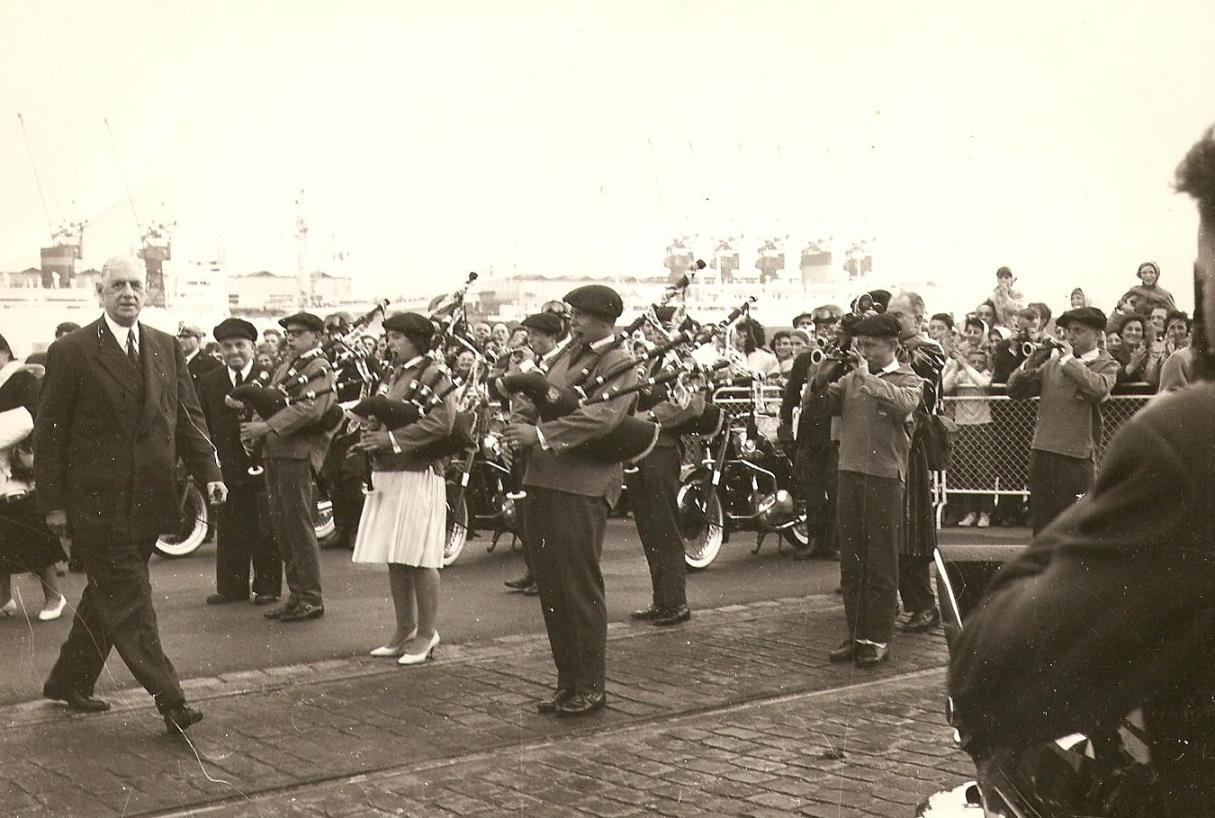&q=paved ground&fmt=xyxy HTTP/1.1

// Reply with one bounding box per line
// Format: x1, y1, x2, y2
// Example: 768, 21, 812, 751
0, 594, 973, 818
